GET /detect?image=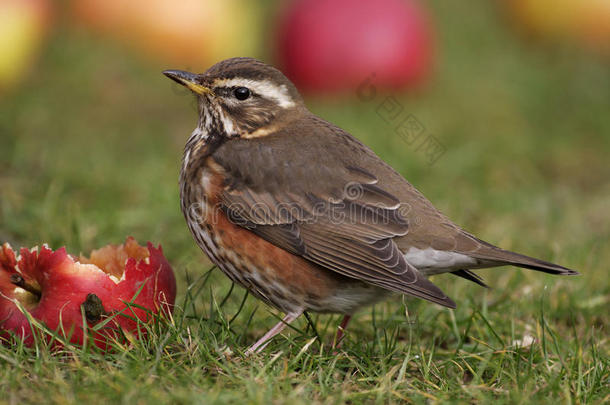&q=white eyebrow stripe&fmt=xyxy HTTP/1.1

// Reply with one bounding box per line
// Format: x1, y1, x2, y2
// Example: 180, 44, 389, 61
213, 78, 296, 108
